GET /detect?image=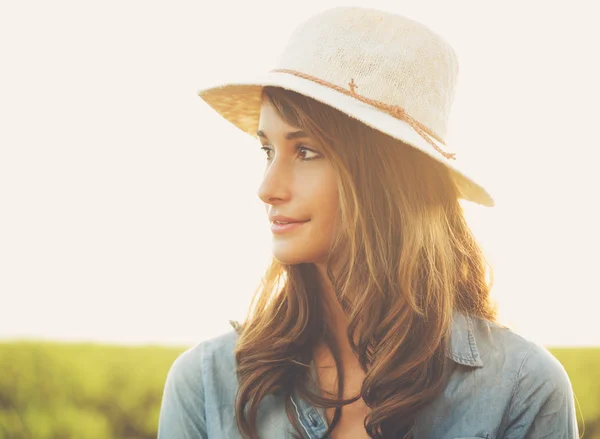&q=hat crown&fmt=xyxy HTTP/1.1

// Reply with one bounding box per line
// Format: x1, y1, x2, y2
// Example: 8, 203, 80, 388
276, 7, 459, 140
